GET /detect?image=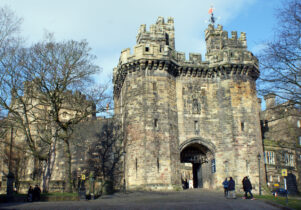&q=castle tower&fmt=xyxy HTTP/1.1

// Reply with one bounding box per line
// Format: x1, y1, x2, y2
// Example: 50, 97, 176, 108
114, 18, 264, 191
114, 17, 180, 190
